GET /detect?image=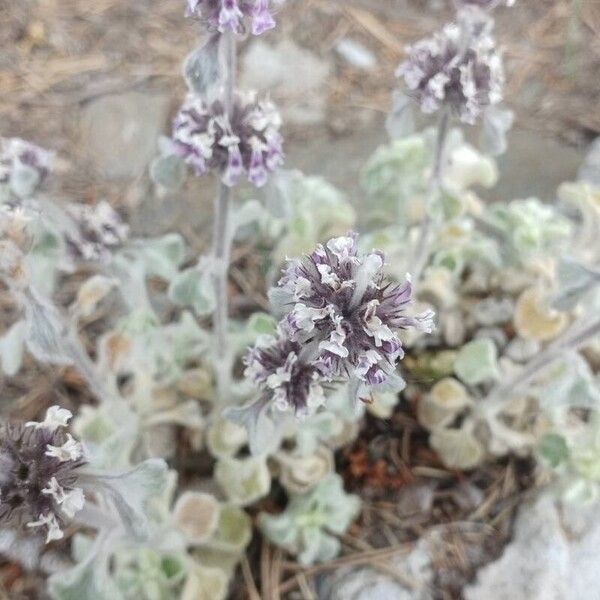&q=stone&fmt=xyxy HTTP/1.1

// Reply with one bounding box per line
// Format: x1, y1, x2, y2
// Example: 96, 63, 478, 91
80, 92, 171, 180
335, 39, 376, 71
317, 539, 433, 600
465, 493, 600, 600
240, 39, 332, 126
